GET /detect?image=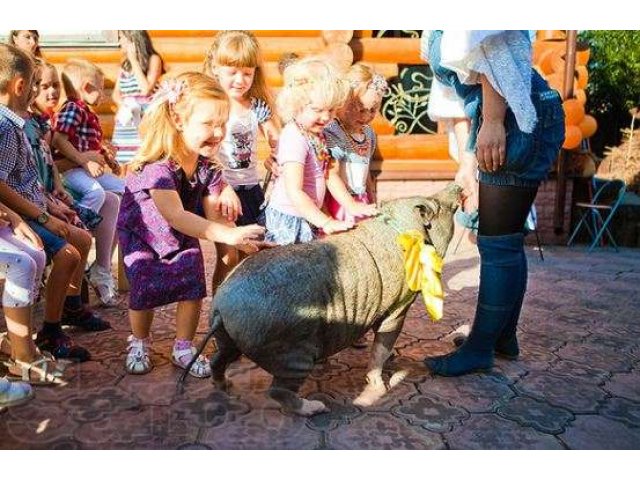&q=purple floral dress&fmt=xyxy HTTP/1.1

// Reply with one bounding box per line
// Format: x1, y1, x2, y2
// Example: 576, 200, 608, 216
117, 157, 223, 310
